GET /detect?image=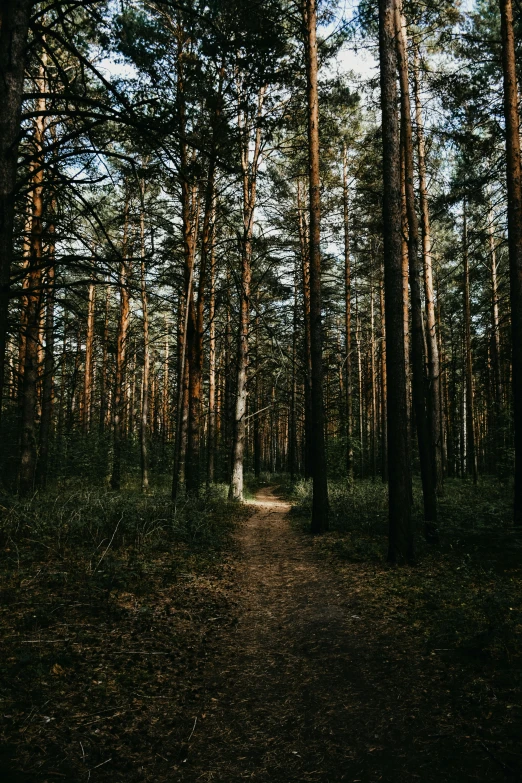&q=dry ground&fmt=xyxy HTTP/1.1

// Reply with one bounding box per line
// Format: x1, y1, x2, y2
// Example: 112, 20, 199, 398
1, 485, 520, 781
174, 486, 519, 782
